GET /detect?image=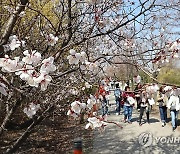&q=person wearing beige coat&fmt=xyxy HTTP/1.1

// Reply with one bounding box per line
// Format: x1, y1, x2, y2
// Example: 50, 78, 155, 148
157, 87, 169, 127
